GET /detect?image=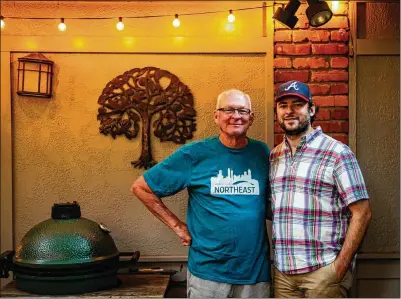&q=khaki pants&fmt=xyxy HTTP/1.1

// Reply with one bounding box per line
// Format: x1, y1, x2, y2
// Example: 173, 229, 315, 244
274, 263, 353, 298
187, 270, 271, 298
